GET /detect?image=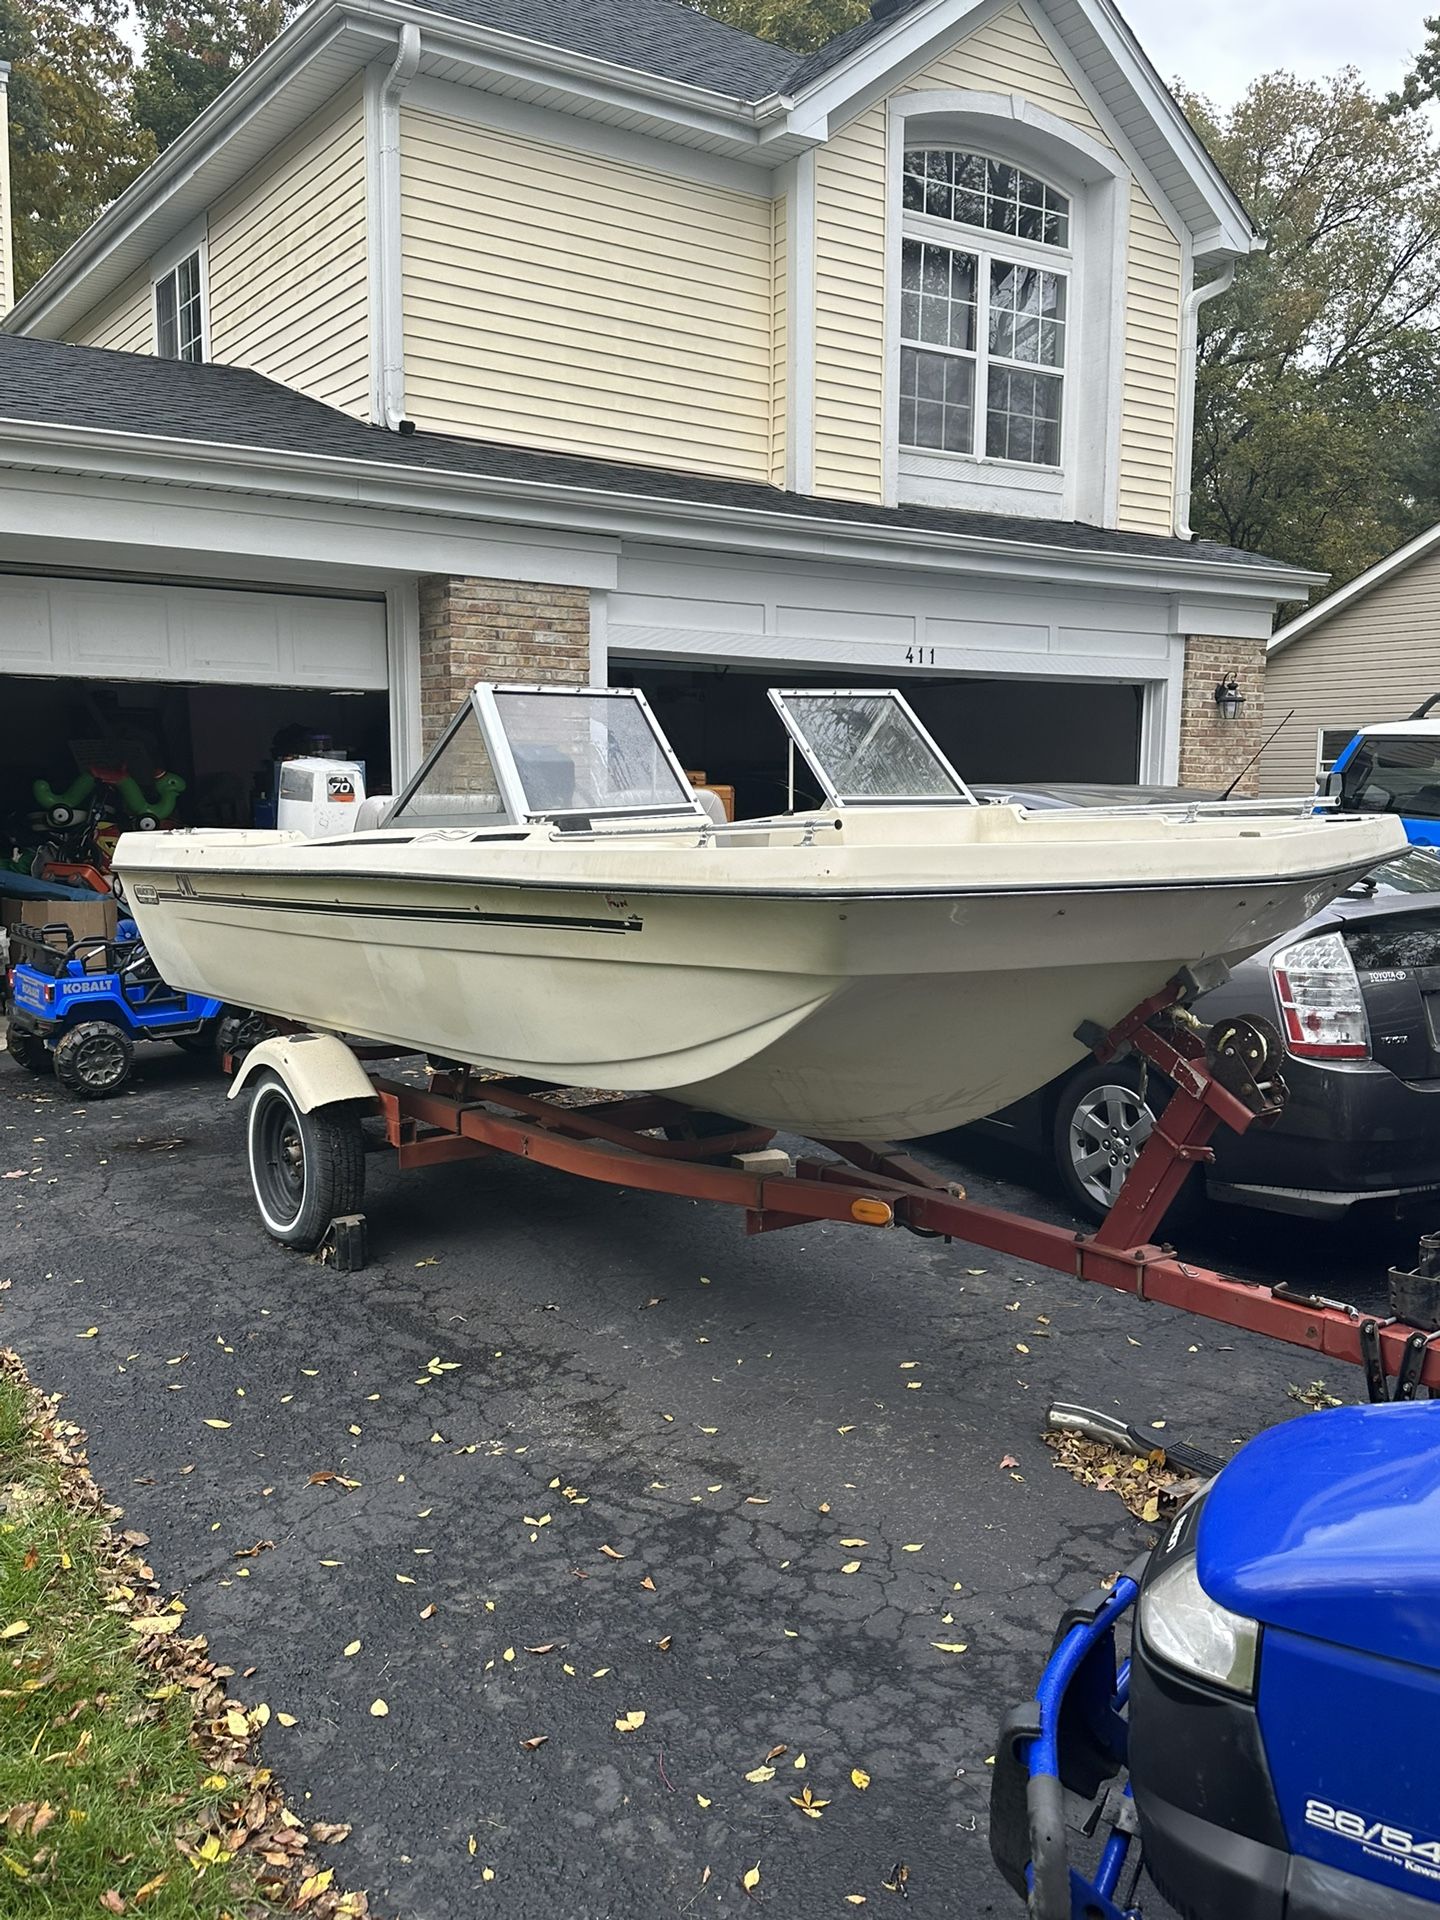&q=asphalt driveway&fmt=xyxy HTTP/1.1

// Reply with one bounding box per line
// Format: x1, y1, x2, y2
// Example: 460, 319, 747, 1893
0, 1046, 1384, 1918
